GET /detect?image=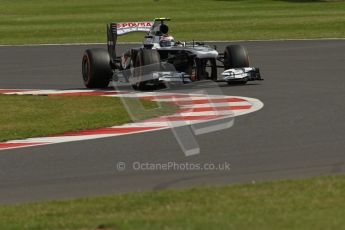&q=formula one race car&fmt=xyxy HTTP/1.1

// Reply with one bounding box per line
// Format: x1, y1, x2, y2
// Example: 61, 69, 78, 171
82, 18, 263, 89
